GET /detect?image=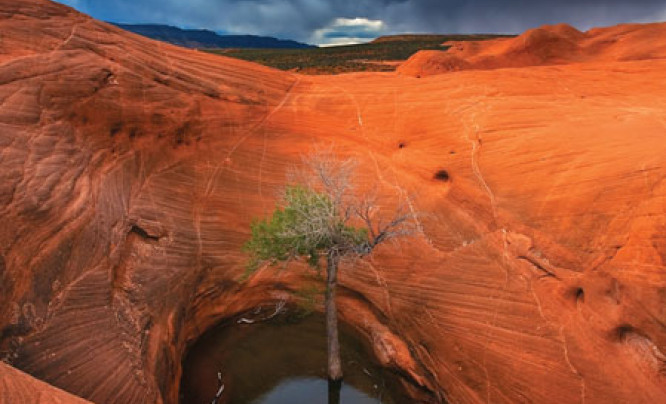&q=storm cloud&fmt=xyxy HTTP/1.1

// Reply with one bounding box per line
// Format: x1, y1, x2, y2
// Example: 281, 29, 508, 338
56, 0, 666, 45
